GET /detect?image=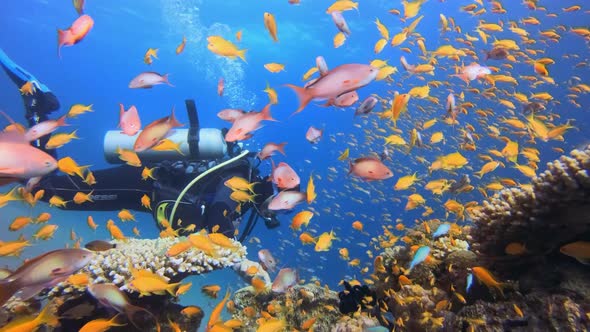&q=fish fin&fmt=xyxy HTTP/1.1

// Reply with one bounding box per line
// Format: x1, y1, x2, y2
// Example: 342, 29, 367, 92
320, 99, 334, 107
16, 282, 52, 301
162, 74, 175, 87
237, 49, 248, 63
0, 279, 19, 307
259, 104, 276, 121
56, 115, 68, 127
285, 84, 313, 115
277, 142, 287, 155
576, 257, 590, 265
0, 168, 26, 176
168, 108, 183, 127
118, 103, 125, 128
57, 29, 65, 59
37, 300, 59, 327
